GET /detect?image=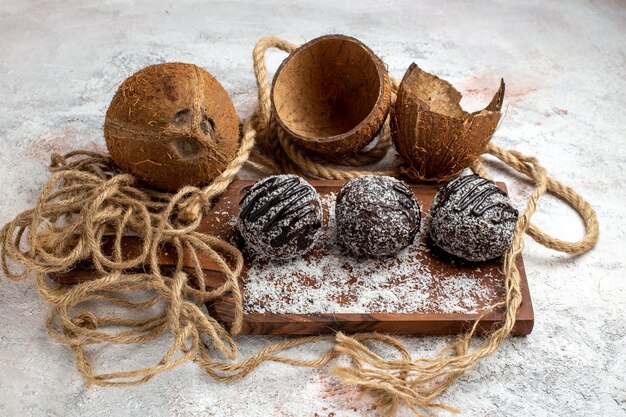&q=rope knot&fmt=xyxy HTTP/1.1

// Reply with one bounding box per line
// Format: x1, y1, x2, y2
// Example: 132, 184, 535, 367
177, 193, 209, 224
71, 311, 98, 330
49, 153, 66, 169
